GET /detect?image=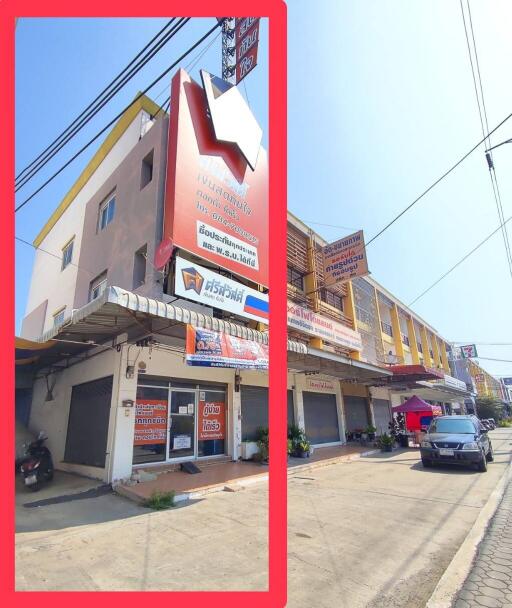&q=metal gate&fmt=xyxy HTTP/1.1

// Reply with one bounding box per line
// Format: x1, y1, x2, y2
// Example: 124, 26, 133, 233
303, 392, 340, 444
343, 396, 369, 432
372, 398, 391, 434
